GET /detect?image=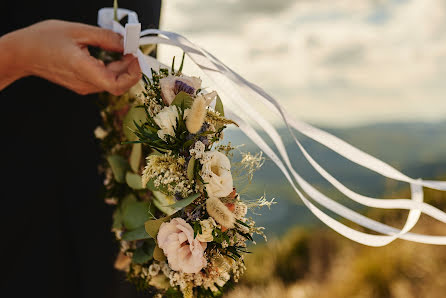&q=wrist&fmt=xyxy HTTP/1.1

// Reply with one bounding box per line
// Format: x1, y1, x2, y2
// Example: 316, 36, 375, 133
0, 30, 30, 88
